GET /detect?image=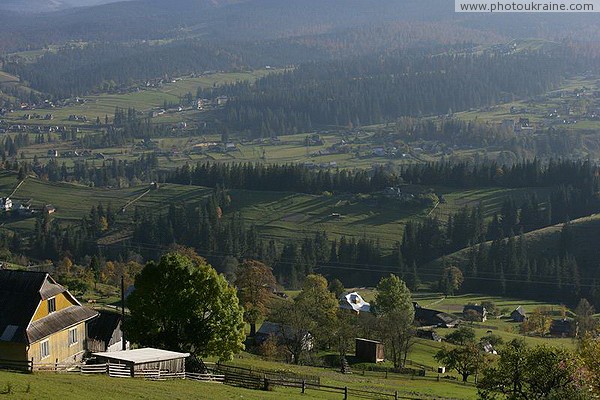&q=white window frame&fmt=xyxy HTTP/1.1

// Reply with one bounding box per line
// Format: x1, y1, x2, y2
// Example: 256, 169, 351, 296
40, 339, 50, 360
47, 297, 56, 313
68, 328, 78, 346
